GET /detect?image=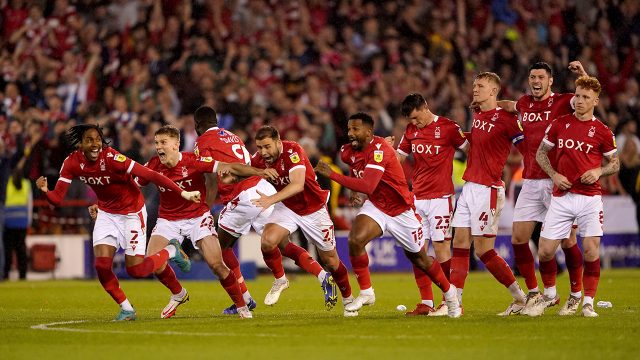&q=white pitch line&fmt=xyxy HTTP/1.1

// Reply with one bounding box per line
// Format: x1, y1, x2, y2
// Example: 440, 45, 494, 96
30, 320, 439, 340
